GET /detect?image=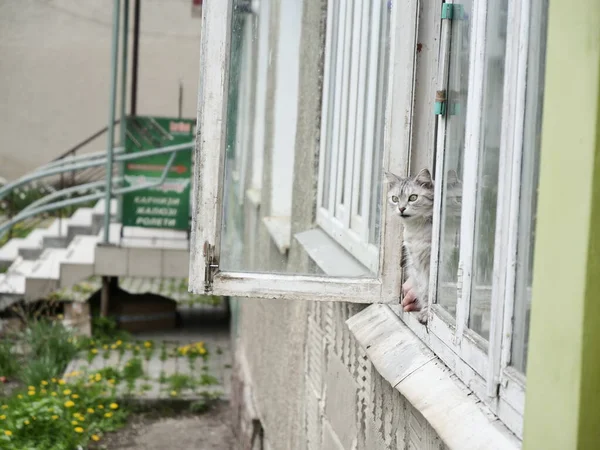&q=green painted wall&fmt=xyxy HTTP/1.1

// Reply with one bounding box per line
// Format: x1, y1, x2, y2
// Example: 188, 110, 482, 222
522, 0, 600, 448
